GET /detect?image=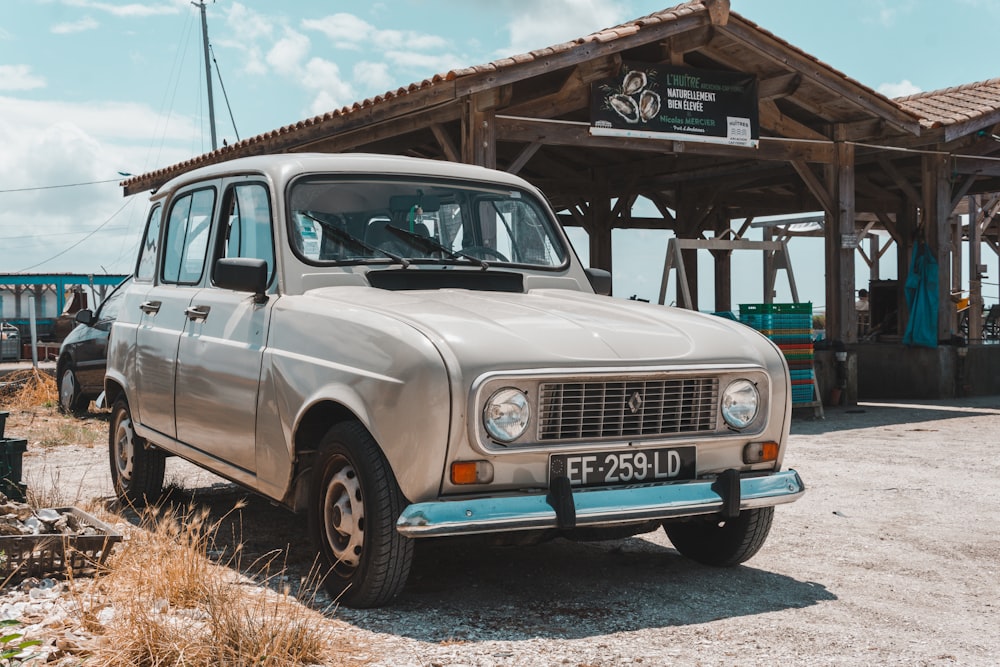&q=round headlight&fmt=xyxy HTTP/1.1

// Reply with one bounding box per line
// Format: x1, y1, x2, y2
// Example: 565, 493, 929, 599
483, 388, 530, 442
721, 379, 760, 429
